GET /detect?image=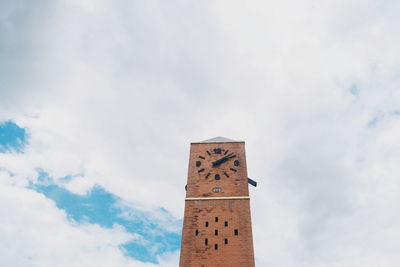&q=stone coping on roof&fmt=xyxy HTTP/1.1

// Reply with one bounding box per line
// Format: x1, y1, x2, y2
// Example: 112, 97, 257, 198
191, 136, 244, 144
